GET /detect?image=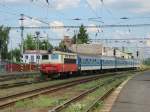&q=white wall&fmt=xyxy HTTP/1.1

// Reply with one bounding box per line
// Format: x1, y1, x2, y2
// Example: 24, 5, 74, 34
22, 53, 42, 64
